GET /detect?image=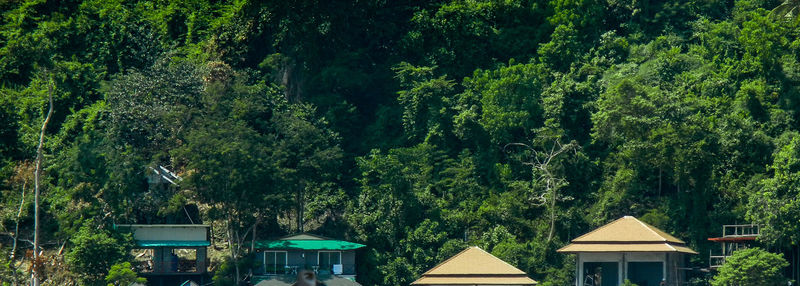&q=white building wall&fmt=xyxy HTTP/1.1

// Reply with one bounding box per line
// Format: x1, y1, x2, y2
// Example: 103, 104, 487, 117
576, 252, 670, 286
125, 225, 209, 241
